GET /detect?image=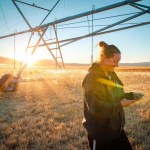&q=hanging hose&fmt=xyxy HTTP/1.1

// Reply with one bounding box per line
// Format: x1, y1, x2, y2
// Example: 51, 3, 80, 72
0, 30, 19, 93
